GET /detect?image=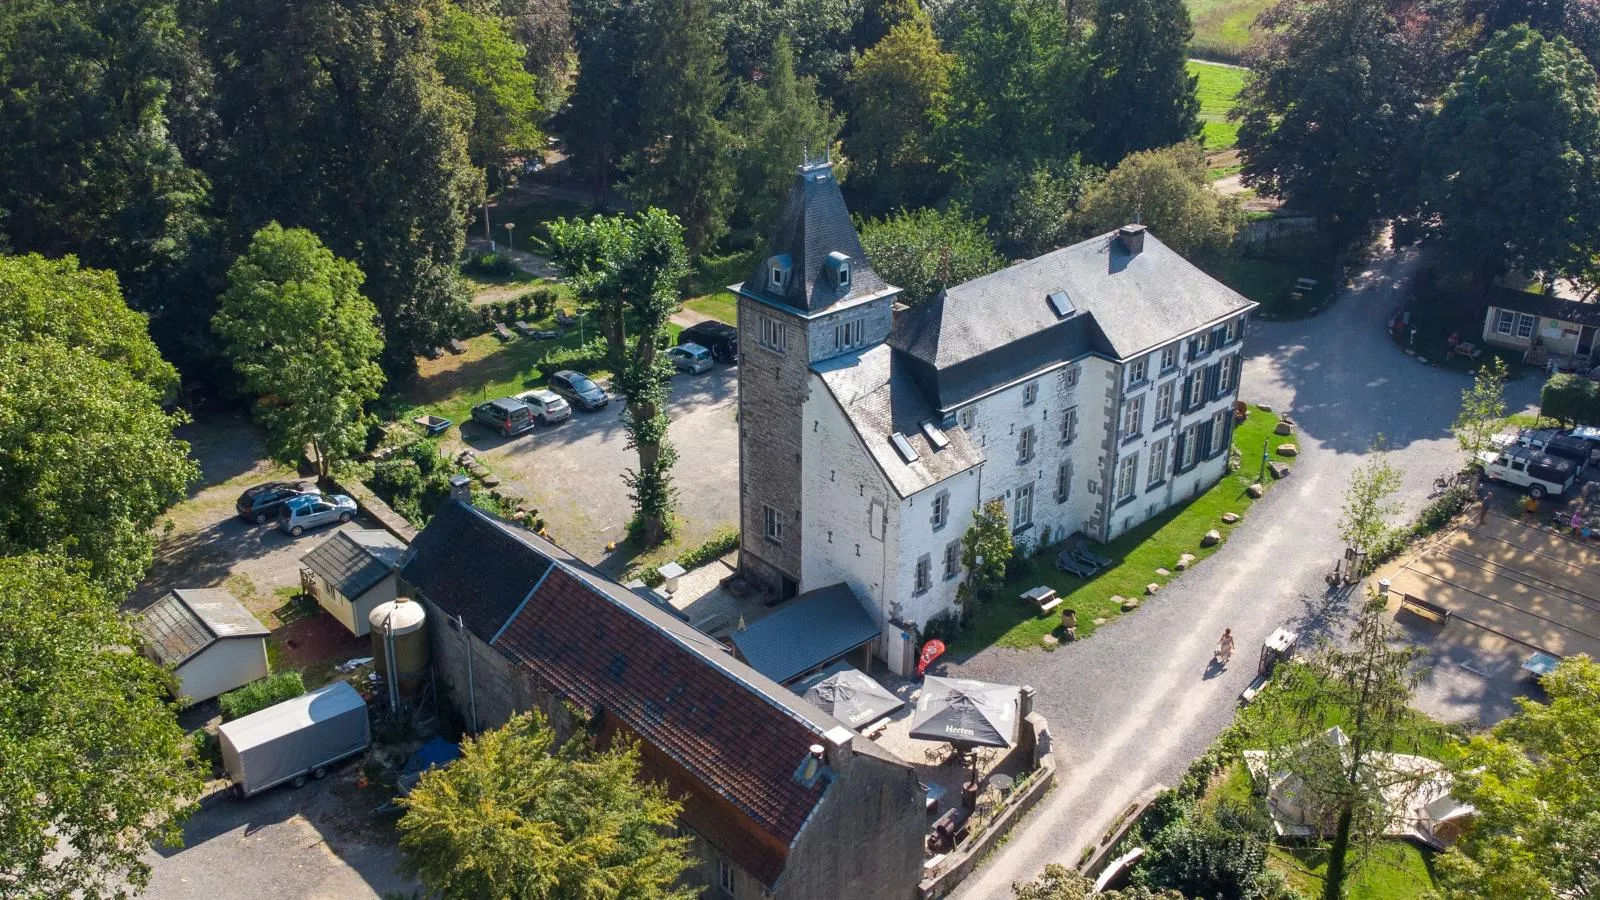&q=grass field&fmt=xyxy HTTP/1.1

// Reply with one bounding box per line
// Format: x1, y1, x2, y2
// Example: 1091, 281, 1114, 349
1270, 842, 1437, 899
1200, 256, 1338, 320
1187, 0, 1271, 61
951, 408, 1297, 654
1190, 60, 1246, 151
